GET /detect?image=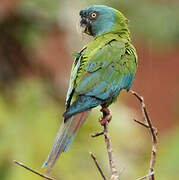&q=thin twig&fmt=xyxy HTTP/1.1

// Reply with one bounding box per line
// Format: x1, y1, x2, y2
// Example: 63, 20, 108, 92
103, 122, 119, 180
91, 108, 119, 180
133, 118, 149, 128
133, 119, 156, 132
13, 160, 56, 180
90, 153, 107, 180
130, 90, 158, 180
136, 172, 154, 180
99, 107, 119, 180
91, 131, 104, 137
